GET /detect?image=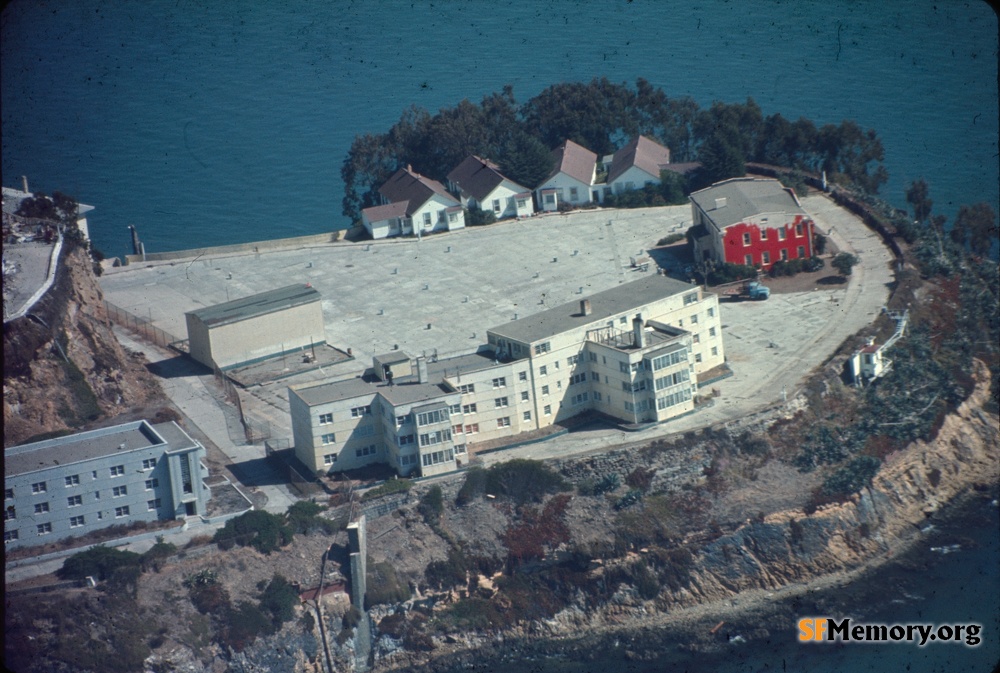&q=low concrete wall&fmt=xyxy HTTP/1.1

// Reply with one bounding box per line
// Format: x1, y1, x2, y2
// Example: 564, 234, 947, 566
122, 228, 358, 265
